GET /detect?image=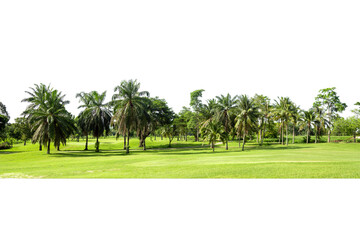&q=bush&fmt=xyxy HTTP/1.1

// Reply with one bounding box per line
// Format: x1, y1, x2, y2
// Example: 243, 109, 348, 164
0, 142, 12, 150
